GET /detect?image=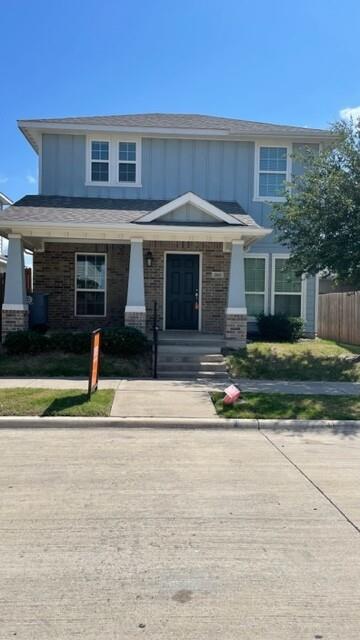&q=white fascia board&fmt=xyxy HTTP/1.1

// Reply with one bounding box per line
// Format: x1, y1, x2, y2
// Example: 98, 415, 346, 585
0, 192, 13, 205
0, 218, 272, 236
137, 191, 242, 225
